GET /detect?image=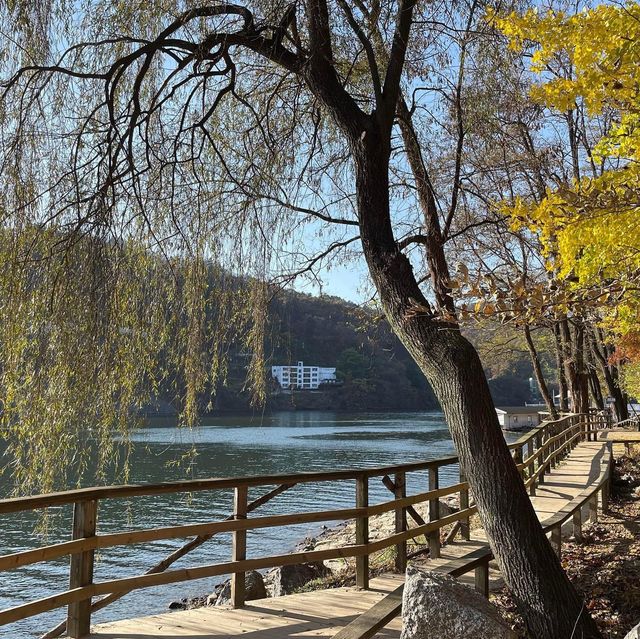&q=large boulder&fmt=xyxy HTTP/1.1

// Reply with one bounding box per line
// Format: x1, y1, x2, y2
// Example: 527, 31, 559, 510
625, 621, 640, 639
401, 567, 515, 639
209, 570, 267, 606
268, 562, 331, 597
